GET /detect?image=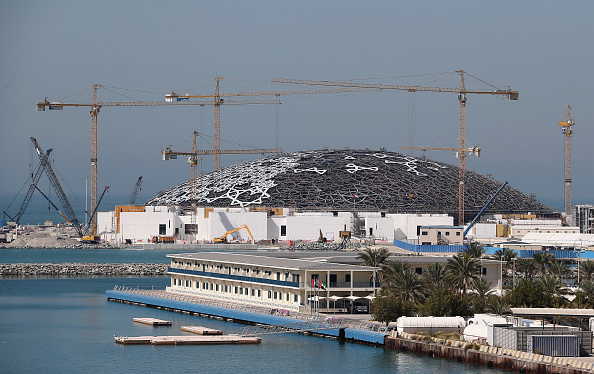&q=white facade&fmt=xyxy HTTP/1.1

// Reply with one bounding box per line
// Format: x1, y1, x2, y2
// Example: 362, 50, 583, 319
97, 205, 456, 245
167, 252, 378, 312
